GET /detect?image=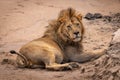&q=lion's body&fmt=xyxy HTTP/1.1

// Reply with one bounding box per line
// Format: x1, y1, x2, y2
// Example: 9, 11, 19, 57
11, 8, 105, 71
19, 37, 64, 66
